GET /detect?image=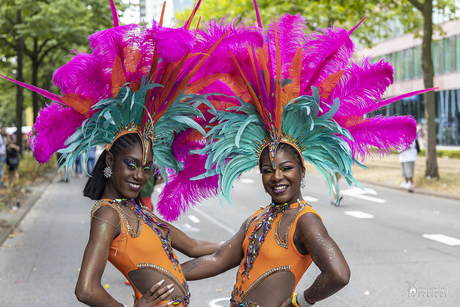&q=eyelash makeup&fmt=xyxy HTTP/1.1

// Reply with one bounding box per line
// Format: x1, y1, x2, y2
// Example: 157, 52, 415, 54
124, 159, 138, 170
